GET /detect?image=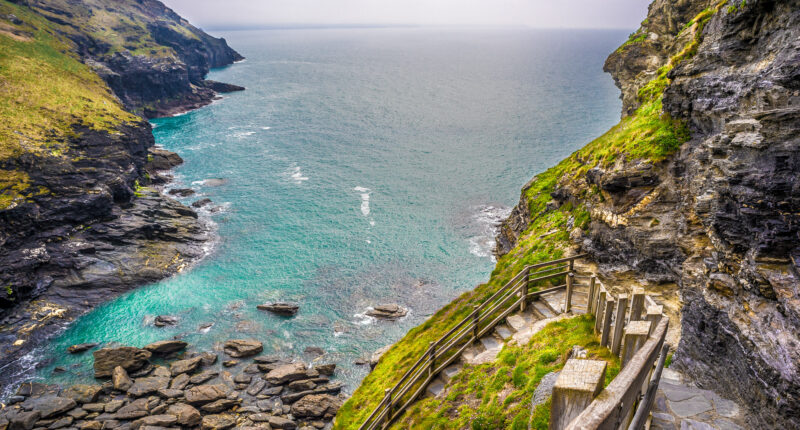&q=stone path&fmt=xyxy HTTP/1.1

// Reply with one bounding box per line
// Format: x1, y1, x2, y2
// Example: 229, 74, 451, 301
651, 368, 747, 430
